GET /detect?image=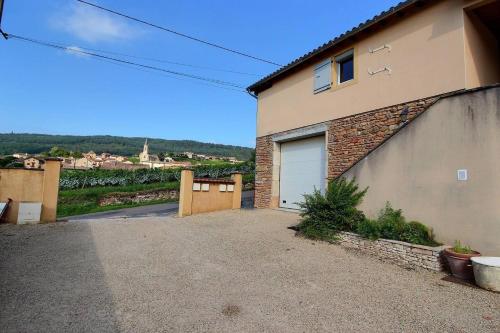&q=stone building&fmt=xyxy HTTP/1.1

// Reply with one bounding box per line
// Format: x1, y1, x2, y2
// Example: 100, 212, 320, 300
23, 157, 44, 169
139, 139, 160, 163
